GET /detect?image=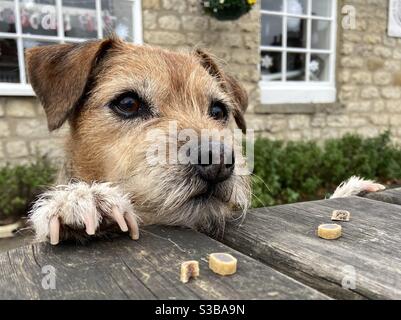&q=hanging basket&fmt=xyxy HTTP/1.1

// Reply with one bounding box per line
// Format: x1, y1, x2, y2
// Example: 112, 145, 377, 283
202, 0, 256, 21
